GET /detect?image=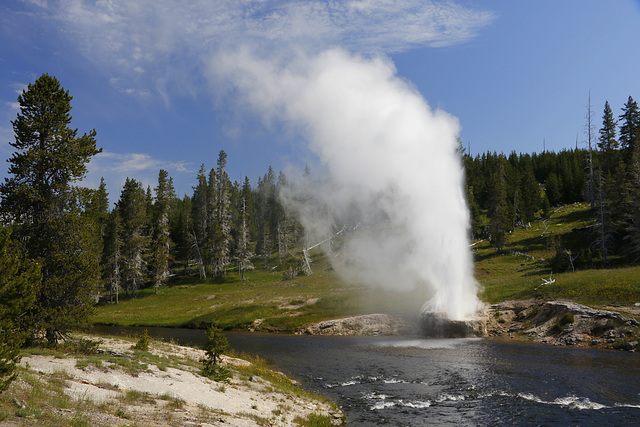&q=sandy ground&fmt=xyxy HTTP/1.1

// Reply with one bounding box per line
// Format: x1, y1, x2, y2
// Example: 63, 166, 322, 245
15, 336, 342, 426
